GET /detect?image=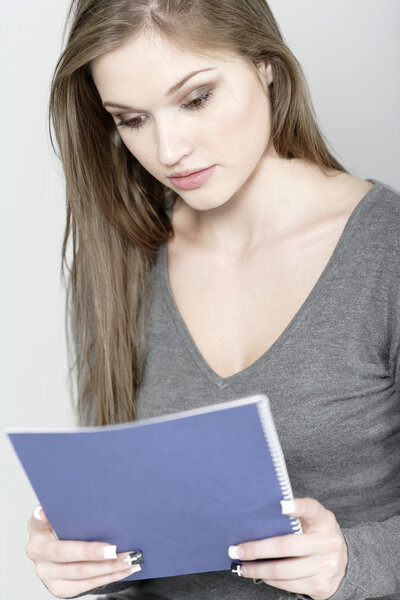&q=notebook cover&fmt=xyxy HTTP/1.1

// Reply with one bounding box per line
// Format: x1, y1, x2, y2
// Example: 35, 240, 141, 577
7, 394, 297, 581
